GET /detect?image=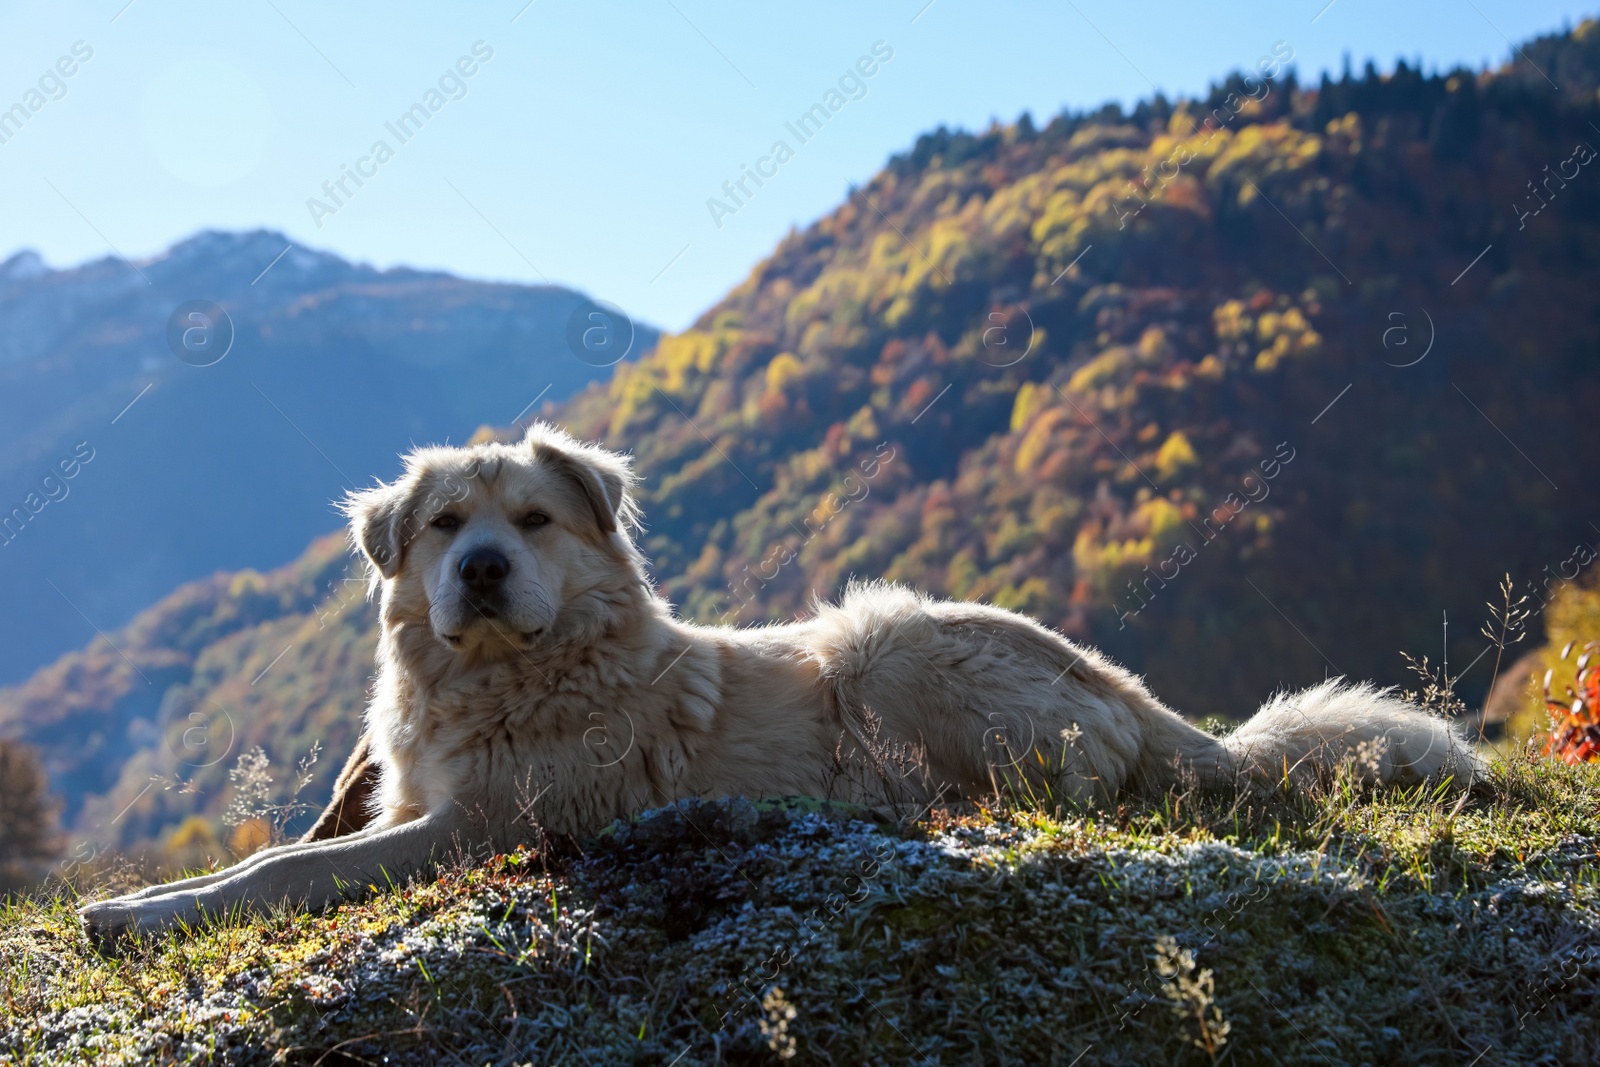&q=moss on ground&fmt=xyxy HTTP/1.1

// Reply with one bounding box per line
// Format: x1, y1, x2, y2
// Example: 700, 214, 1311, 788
4, 753, 1600, 1065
